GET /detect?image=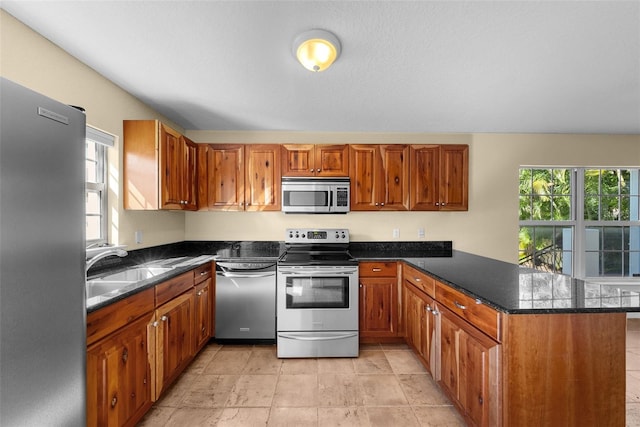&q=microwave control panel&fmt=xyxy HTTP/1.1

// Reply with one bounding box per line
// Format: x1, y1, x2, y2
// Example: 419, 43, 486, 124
285, 228, 350, 243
